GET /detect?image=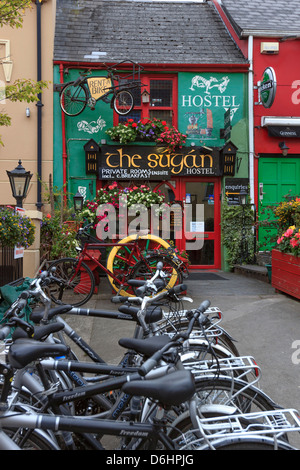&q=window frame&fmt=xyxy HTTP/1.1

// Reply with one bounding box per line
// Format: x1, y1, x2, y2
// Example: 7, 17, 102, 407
113, 73, 178, 126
